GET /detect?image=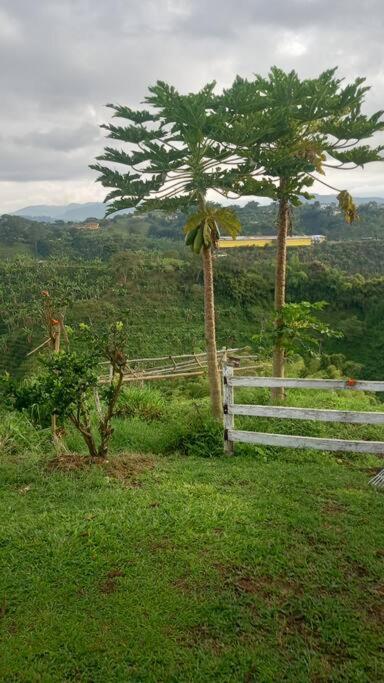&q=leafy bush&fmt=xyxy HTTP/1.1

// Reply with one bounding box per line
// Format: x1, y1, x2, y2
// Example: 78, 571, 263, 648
319, 352, 363, 377
254, 301, 342, 360
116, 386, 166, 420
180, 377, 210, 400
9, 322, 130, 459
164, 407, 224, 458
325, 364, 340, 379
